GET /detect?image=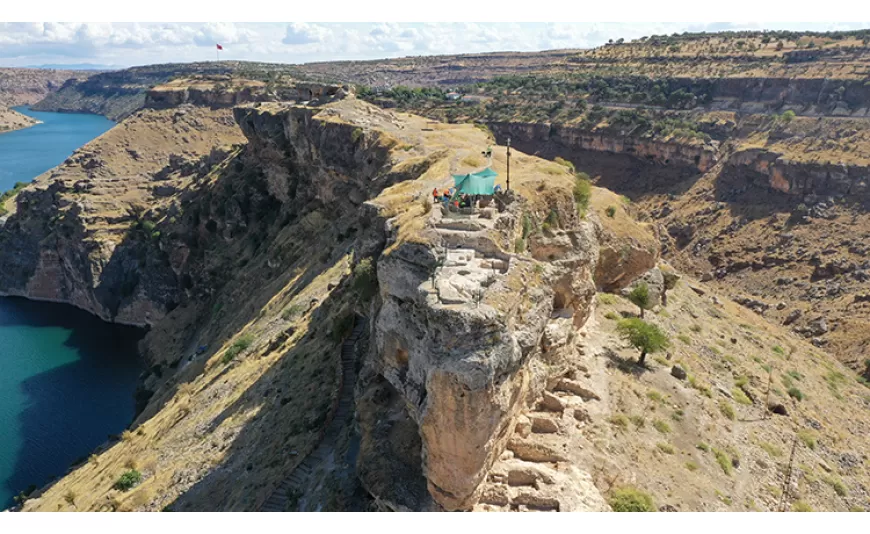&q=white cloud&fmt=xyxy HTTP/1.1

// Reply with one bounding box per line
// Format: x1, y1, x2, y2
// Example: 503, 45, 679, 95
0, 22, 867, 68
282, 22, 330, 45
